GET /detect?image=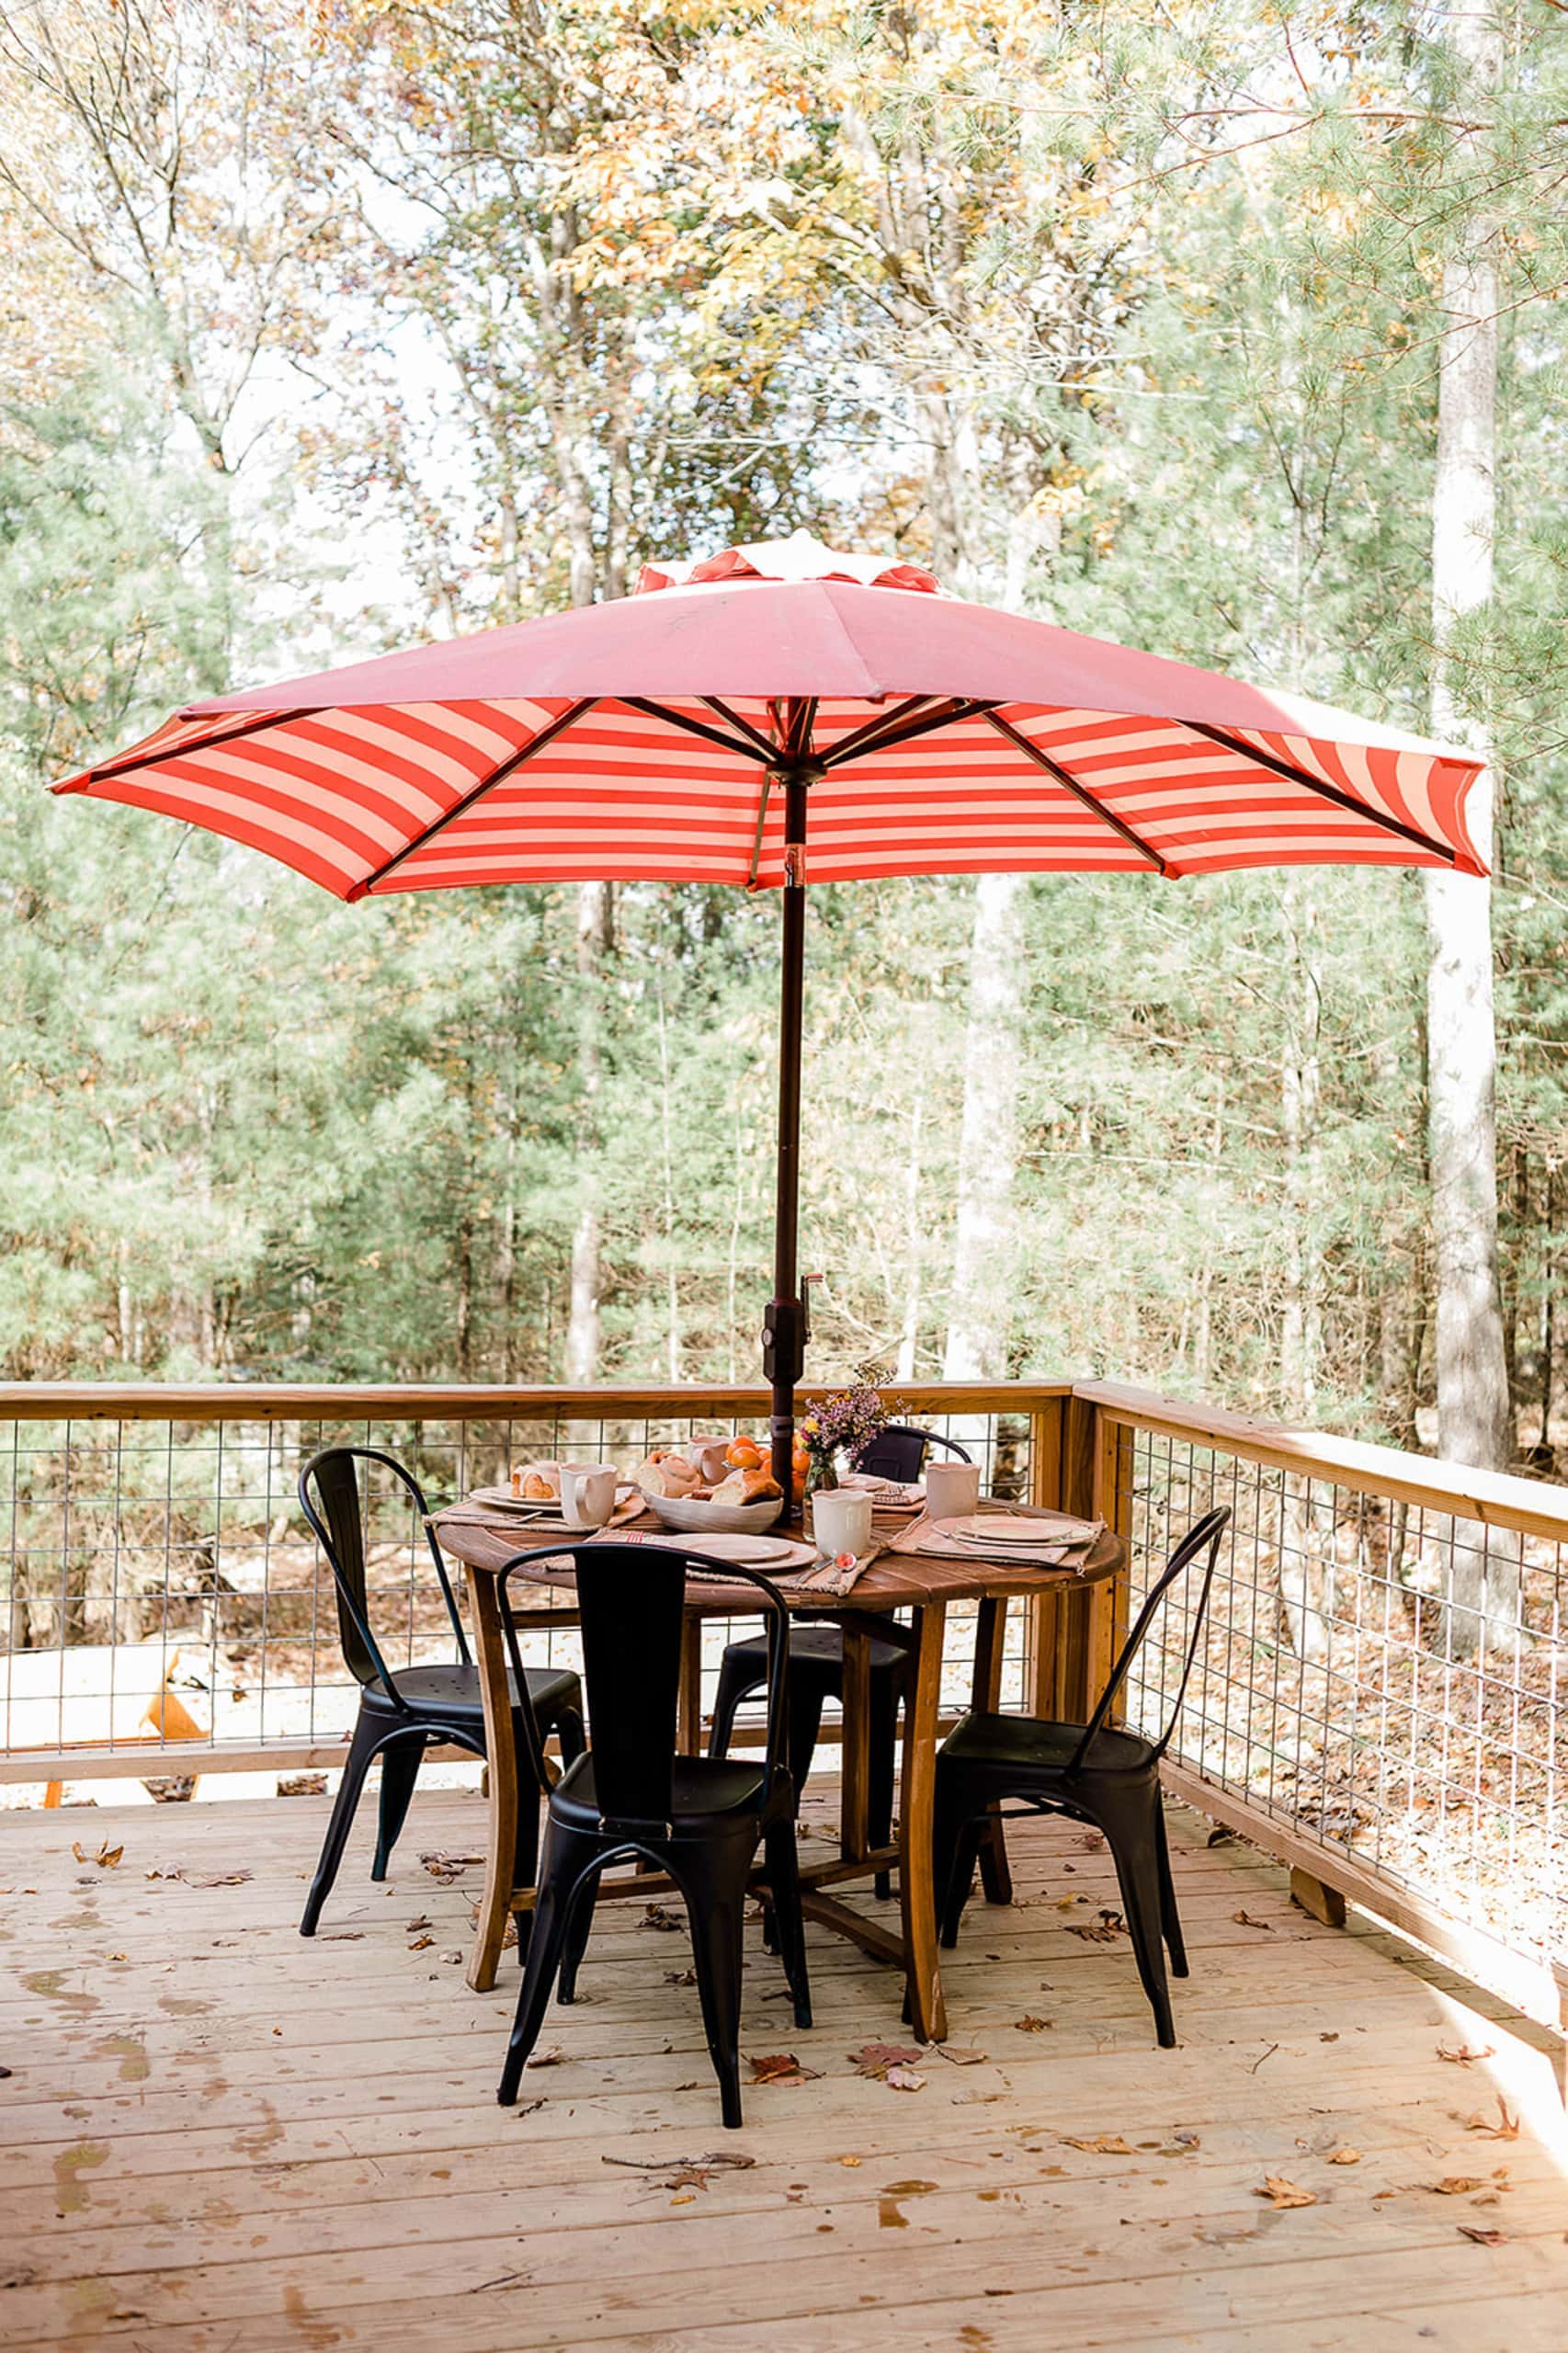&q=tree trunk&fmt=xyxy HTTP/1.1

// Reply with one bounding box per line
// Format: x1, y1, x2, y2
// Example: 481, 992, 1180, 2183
1422, 0, 1516, 1651
944, 873, 1026, 1380
562, 881, 613, 1384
